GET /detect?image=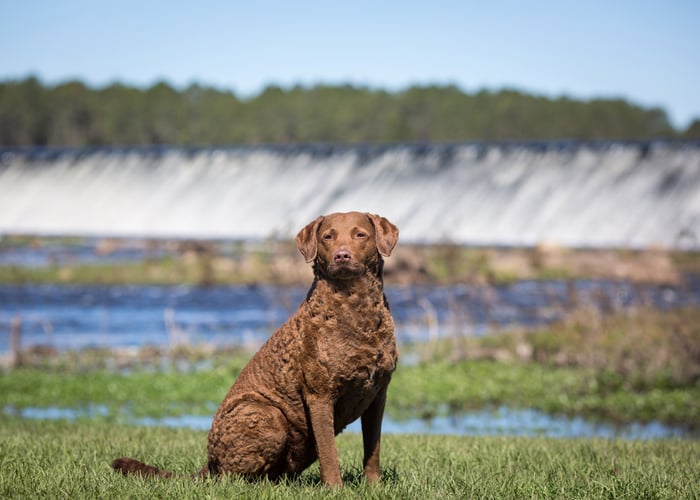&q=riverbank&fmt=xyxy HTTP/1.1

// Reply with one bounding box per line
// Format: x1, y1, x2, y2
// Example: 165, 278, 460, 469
2, 236, 699, 286
3, 357, 697, 431
3, 307, 698, 429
